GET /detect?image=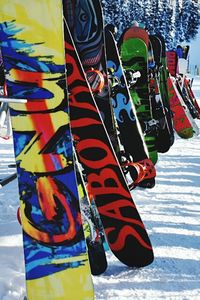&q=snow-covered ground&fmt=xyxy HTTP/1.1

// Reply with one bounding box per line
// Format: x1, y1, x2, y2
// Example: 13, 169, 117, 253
0, 78, 200, 300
